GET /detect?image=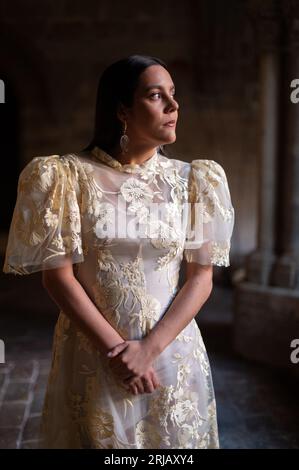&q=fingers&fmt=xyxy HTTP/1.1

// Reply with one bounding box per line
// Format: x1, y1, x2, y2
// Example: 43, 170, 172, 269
124, 372, 160, 395
107, 342, 128, 358
142, 376, 154, 393
137, 378, 145, 394
123, 376, 143, 395
150, 371, 160, 390
129, 377, 144, 395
